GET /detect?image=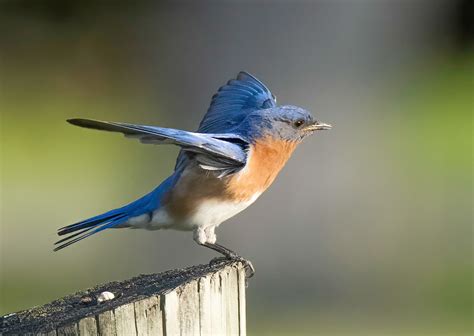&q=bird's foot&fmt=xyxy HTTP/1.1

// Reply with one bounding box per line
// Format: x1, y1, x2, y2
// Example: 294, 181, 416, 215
202, 242, 254, 281
209, 255, 255, 280
233, 256, 255, 280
